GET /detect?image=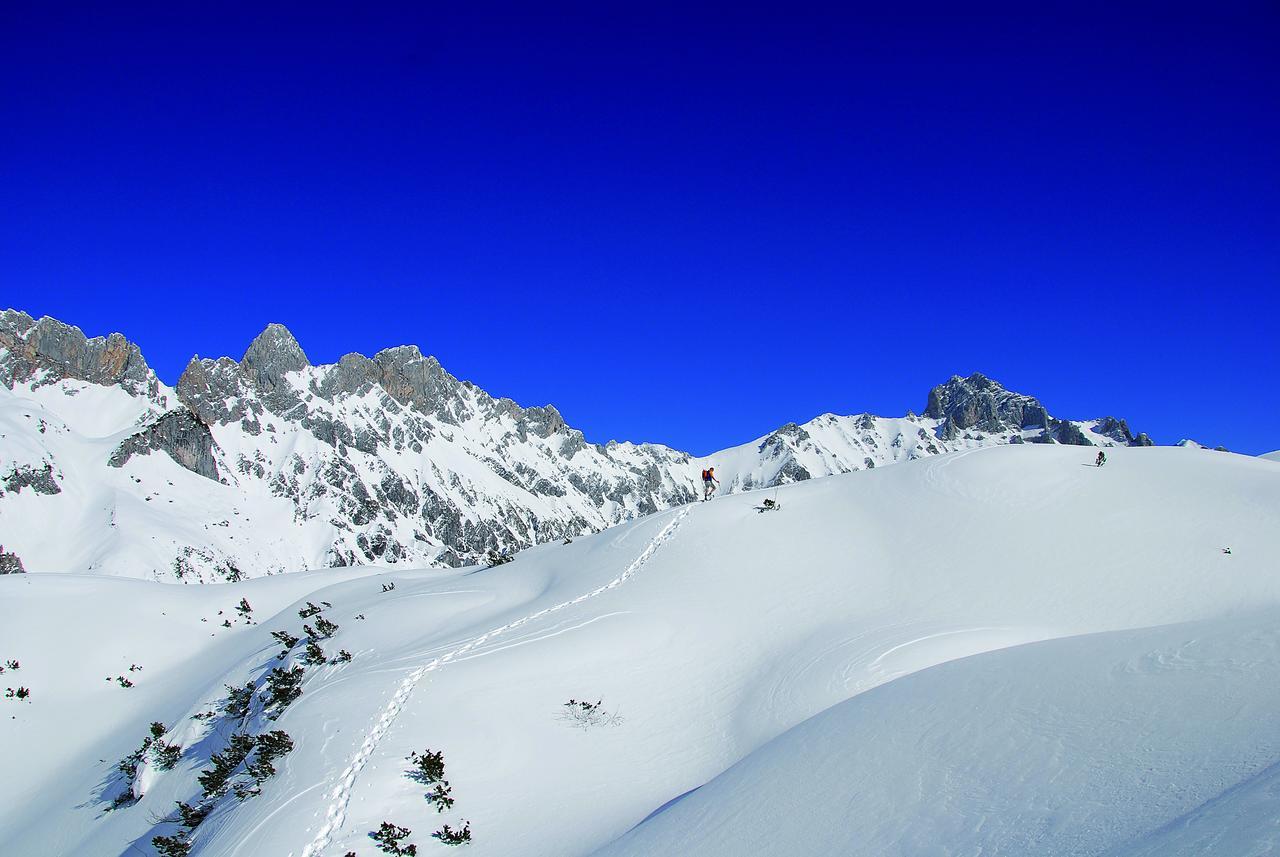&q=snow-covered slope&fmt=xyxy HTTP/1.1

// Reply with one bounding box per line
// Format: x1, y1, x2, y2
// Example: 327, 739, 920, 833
2, 445, 1277, 856
2, 310, 1160, 581
1261, 449, 1280, 462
